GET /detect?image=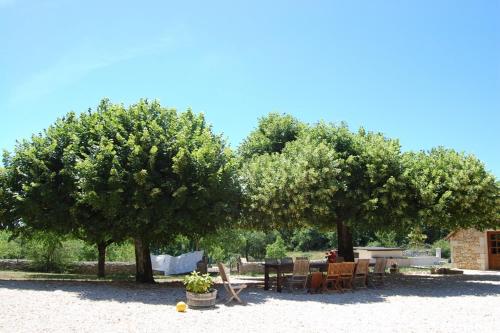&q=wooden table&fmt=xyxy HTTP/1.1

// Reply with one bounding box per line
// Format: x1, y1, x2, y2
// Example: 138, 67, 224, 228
263, 261, 329, 292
